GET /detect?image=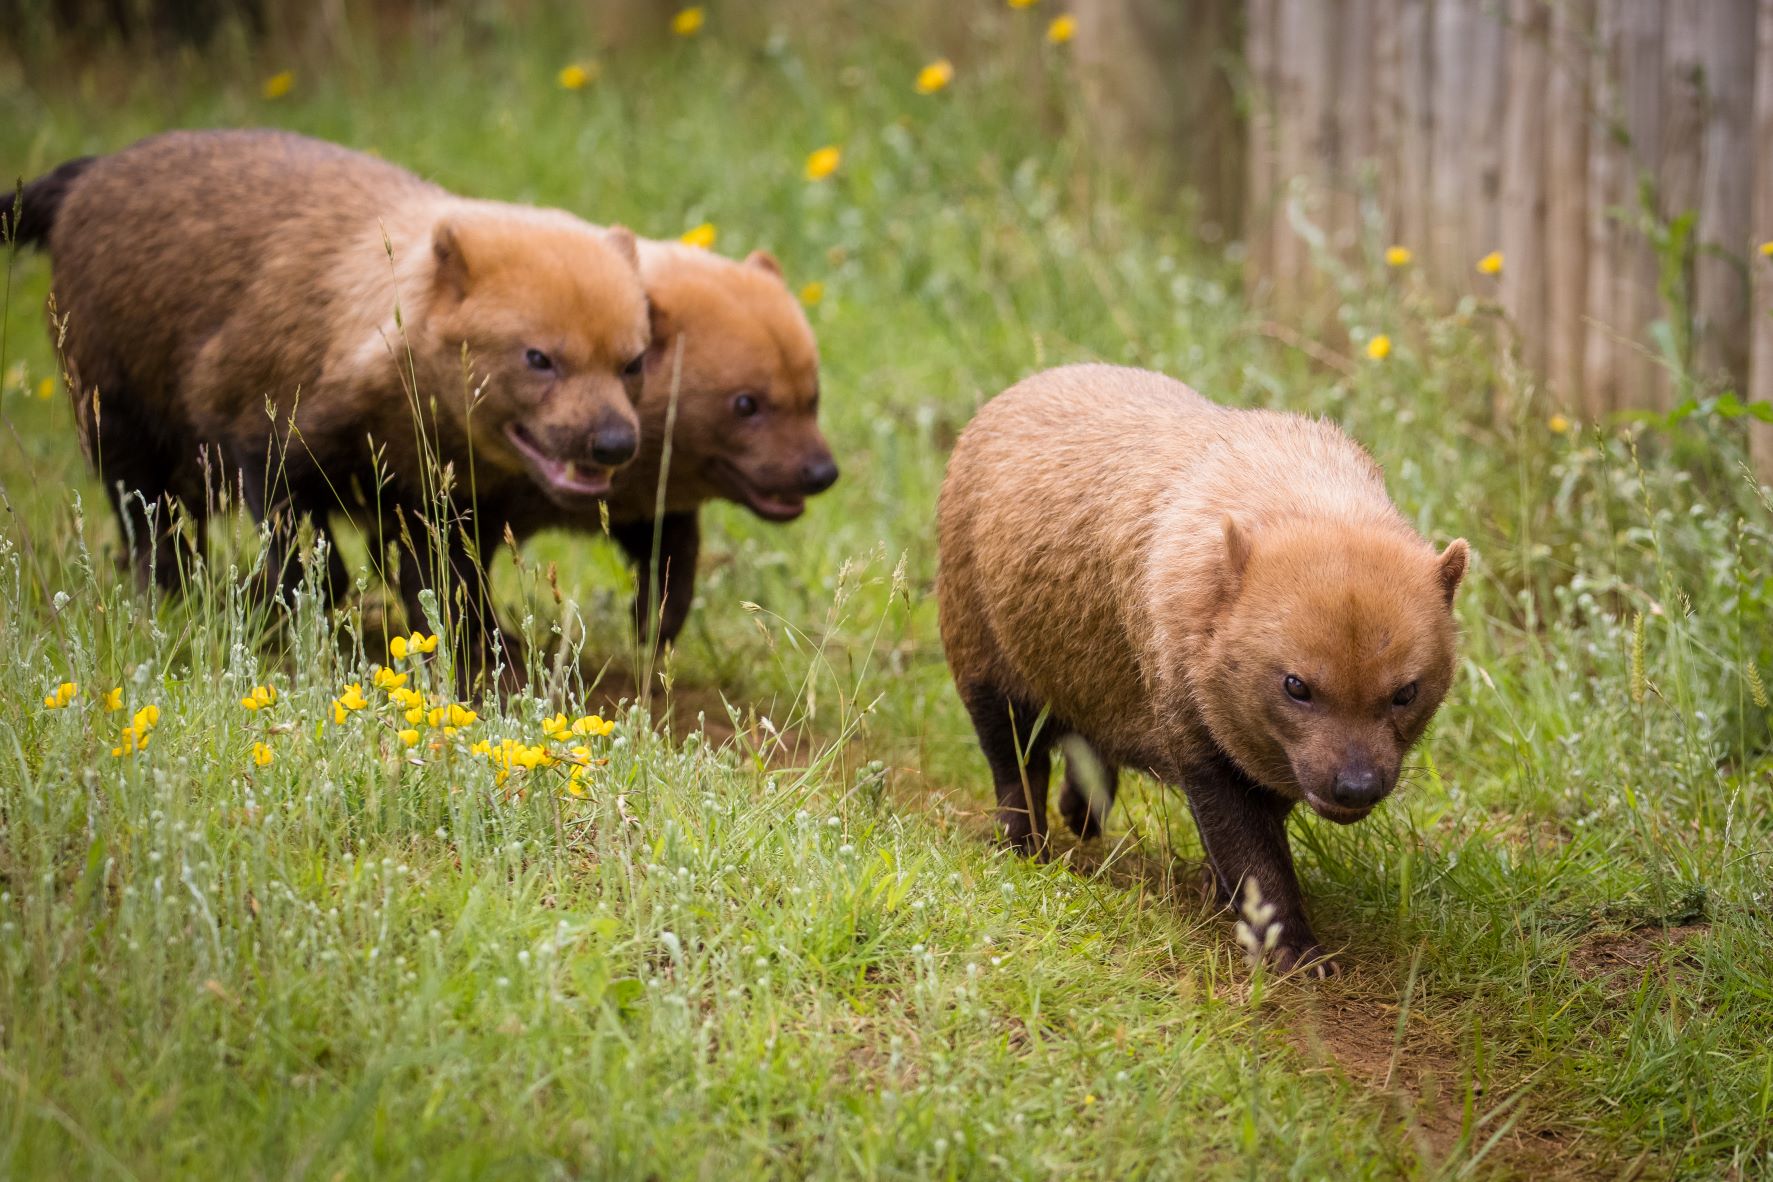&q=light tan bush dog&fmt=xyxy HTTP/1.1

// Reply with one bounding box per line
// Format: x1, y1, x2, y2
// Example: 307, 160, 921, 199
9, 130, 651, 689
937, 364, 1468, 975
584, 239, 836, 649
